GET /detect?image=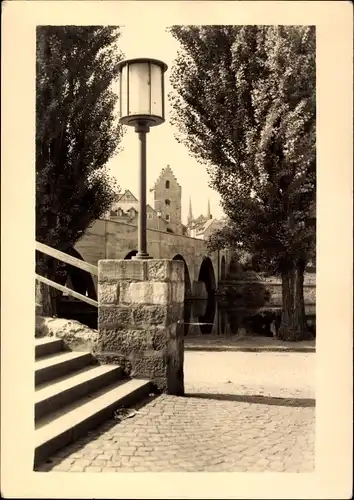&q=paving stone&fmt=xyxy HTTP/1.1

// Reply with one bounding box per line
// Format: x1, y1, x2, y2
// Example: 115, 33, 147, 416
37, 351, 315, 473
101, 466, 119, 472
72, 458, 93, 467
51, 461, 73, 472
69, 465, 85, 472
84, 466, 103, 472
